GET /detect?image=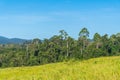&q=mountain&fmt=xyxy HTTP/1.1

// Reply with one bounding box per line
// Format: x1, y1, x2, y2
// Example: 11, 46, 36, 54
0, 36, 28, 44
